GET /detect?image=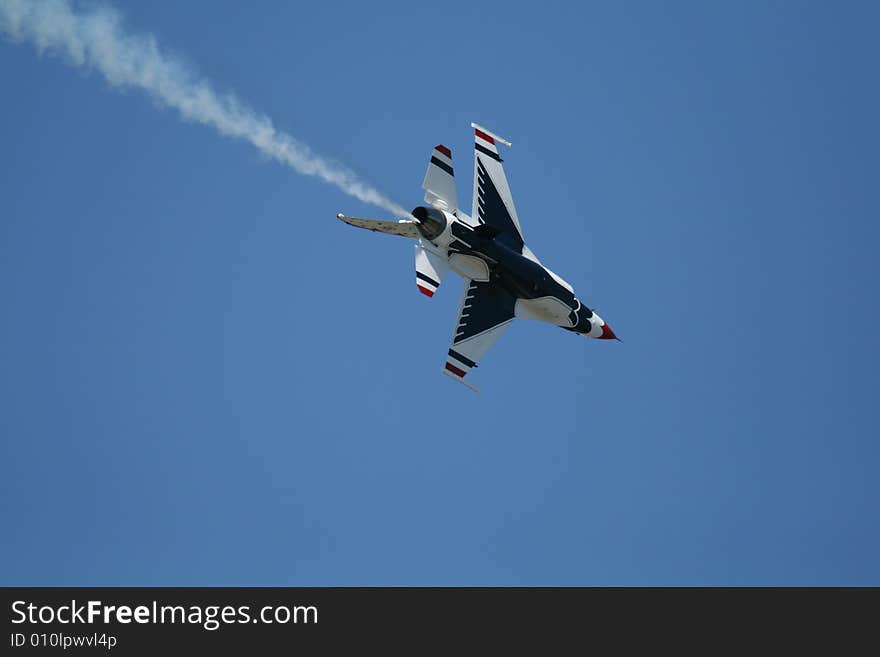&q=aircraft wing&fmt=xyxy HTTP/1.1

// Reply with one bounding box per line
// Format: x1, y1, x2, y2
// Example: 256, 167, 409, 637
471, 123, 524, 252
443, 279, 516, 391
